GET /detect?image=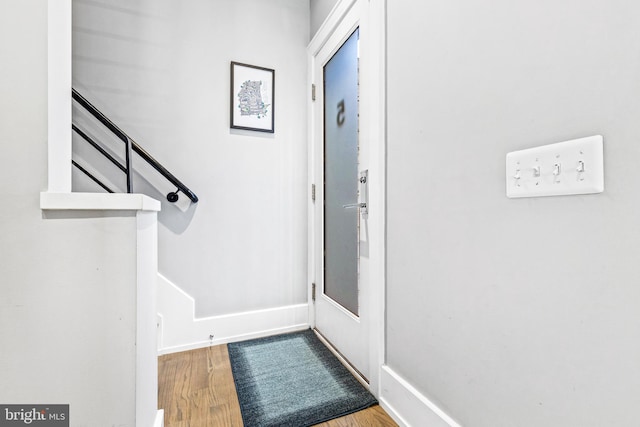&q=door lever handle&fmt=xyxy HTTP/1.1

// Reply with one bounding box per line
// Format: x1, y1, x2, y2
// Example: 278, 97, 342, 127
342, 170, 369, 216
342, 202, 367, 209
